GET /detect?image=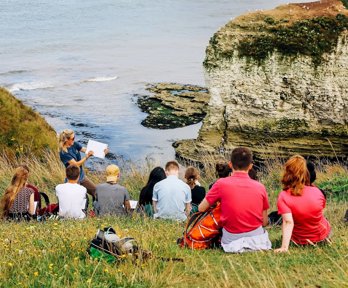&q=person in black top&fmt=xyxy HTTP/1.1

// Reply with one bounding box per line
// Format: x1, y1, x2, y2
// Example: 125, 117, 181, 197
138, 167, 166, 216
185, 166, 206, 213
